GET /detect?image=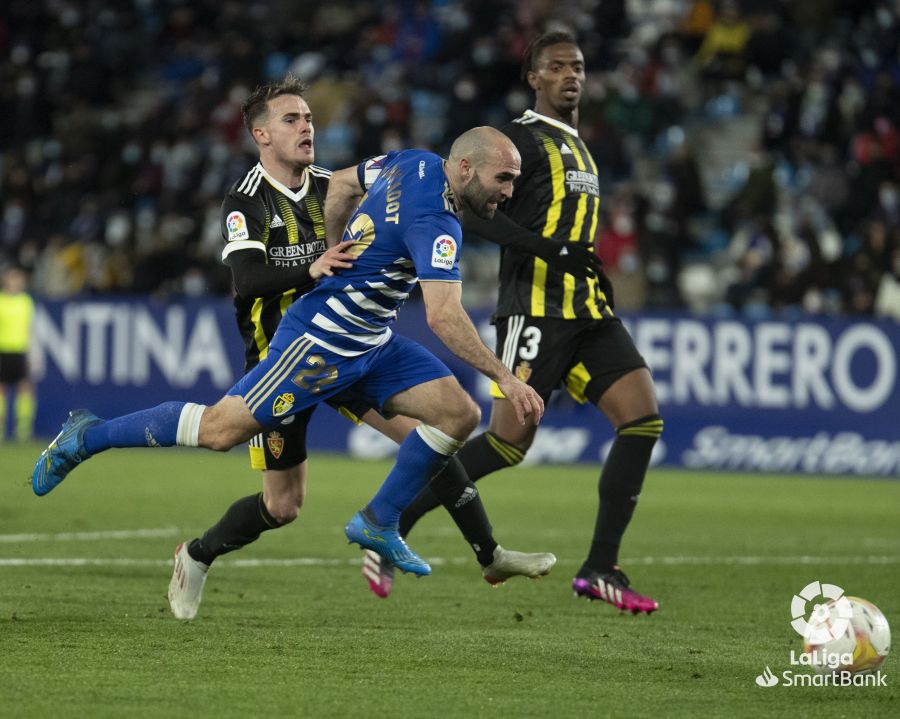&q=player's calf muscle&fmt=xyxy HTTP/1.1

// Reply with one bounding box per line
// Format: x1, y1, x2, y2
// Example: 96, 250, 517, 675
198, 398, 260, 451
